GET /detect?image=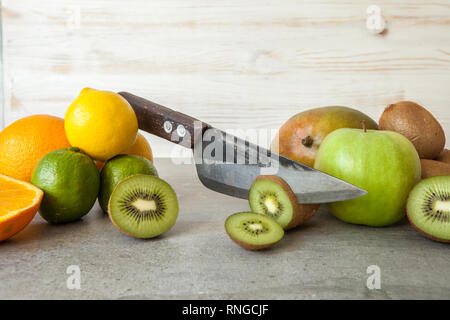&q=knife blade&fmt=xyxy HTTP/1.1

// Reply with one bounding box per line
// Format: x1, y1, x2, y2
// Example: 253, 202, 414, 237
118, 92, 367, 204
193, 128, 366, 204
